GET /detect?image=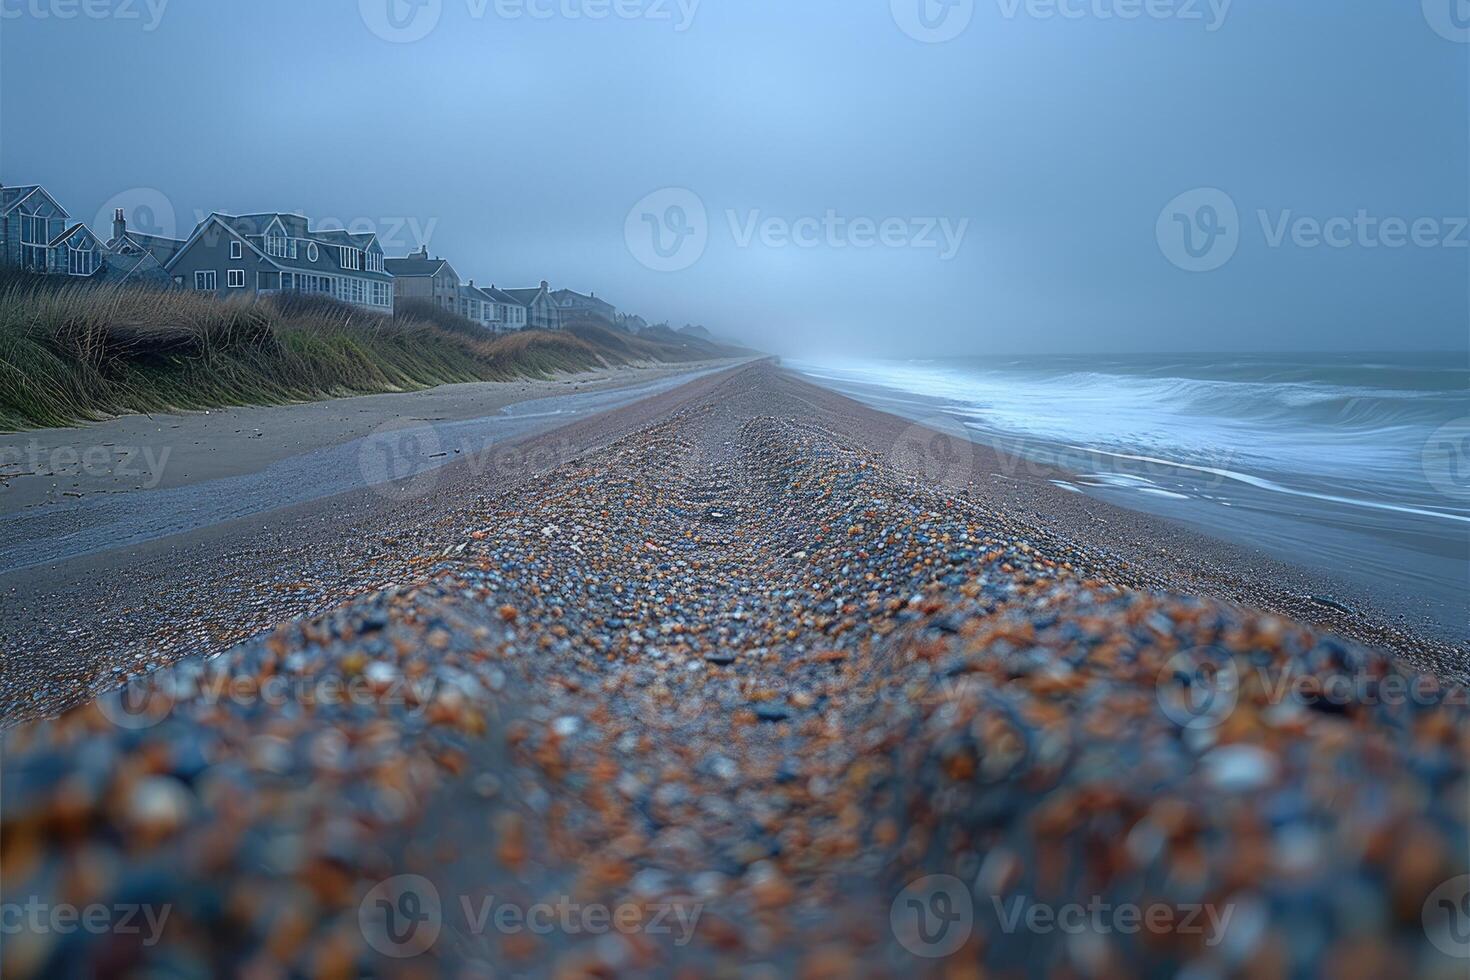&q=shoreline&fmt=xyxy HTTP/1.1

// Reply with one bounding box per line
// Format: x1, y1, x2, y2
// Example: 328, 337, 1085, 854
2, 358, 1463, 729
